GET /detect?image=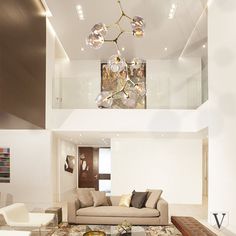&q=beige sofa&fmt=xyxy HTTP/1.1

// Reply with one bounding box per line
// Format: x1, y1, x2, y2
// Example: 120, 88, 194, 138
68, 196, 168, 225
